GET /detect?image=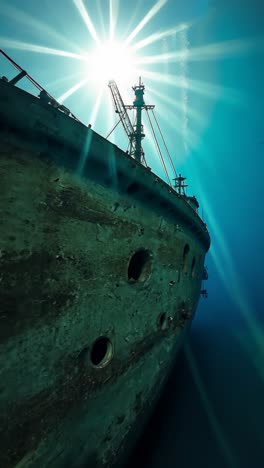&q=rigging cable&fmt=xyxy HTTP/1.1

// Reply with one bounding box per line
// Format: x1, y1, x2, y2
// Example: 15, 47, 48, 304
151, 109, 177, 179
145, 109, 171, 186
0, 49, 81, 122
106, 119, 122, 139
